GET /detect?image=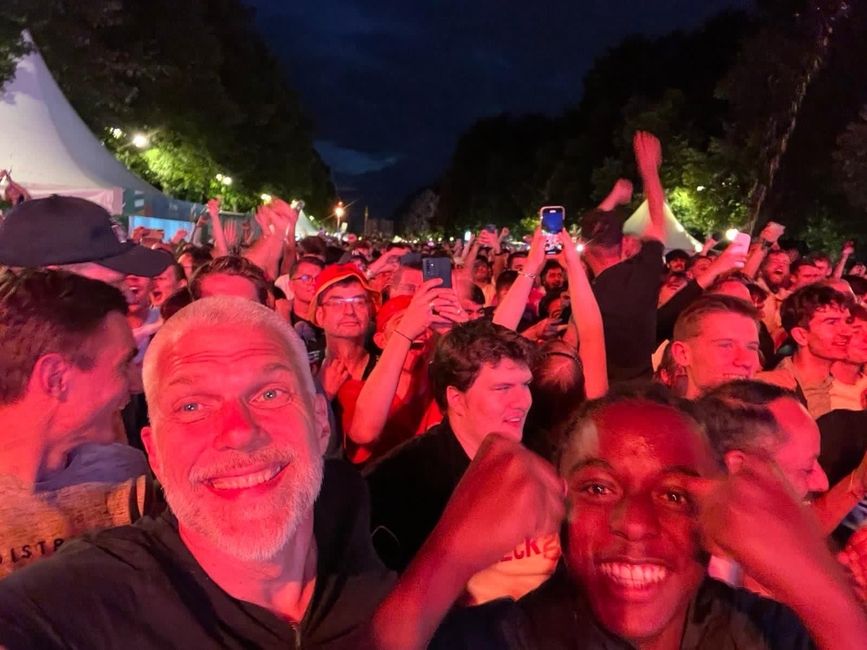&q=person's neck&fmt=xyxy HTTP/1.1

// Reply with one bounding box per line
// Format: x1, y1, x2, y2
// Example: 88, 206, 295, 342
0, 402, 69, 487
326, 337, 369, 377
127, 305, 151, 329
584, 250, 620, 277
831, 360, 862, 385
179, 512, 318, 622
792, 349, 833, 385
292, 298, 310, 321
628, 607, 689, 650
448, 414, 489, 460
